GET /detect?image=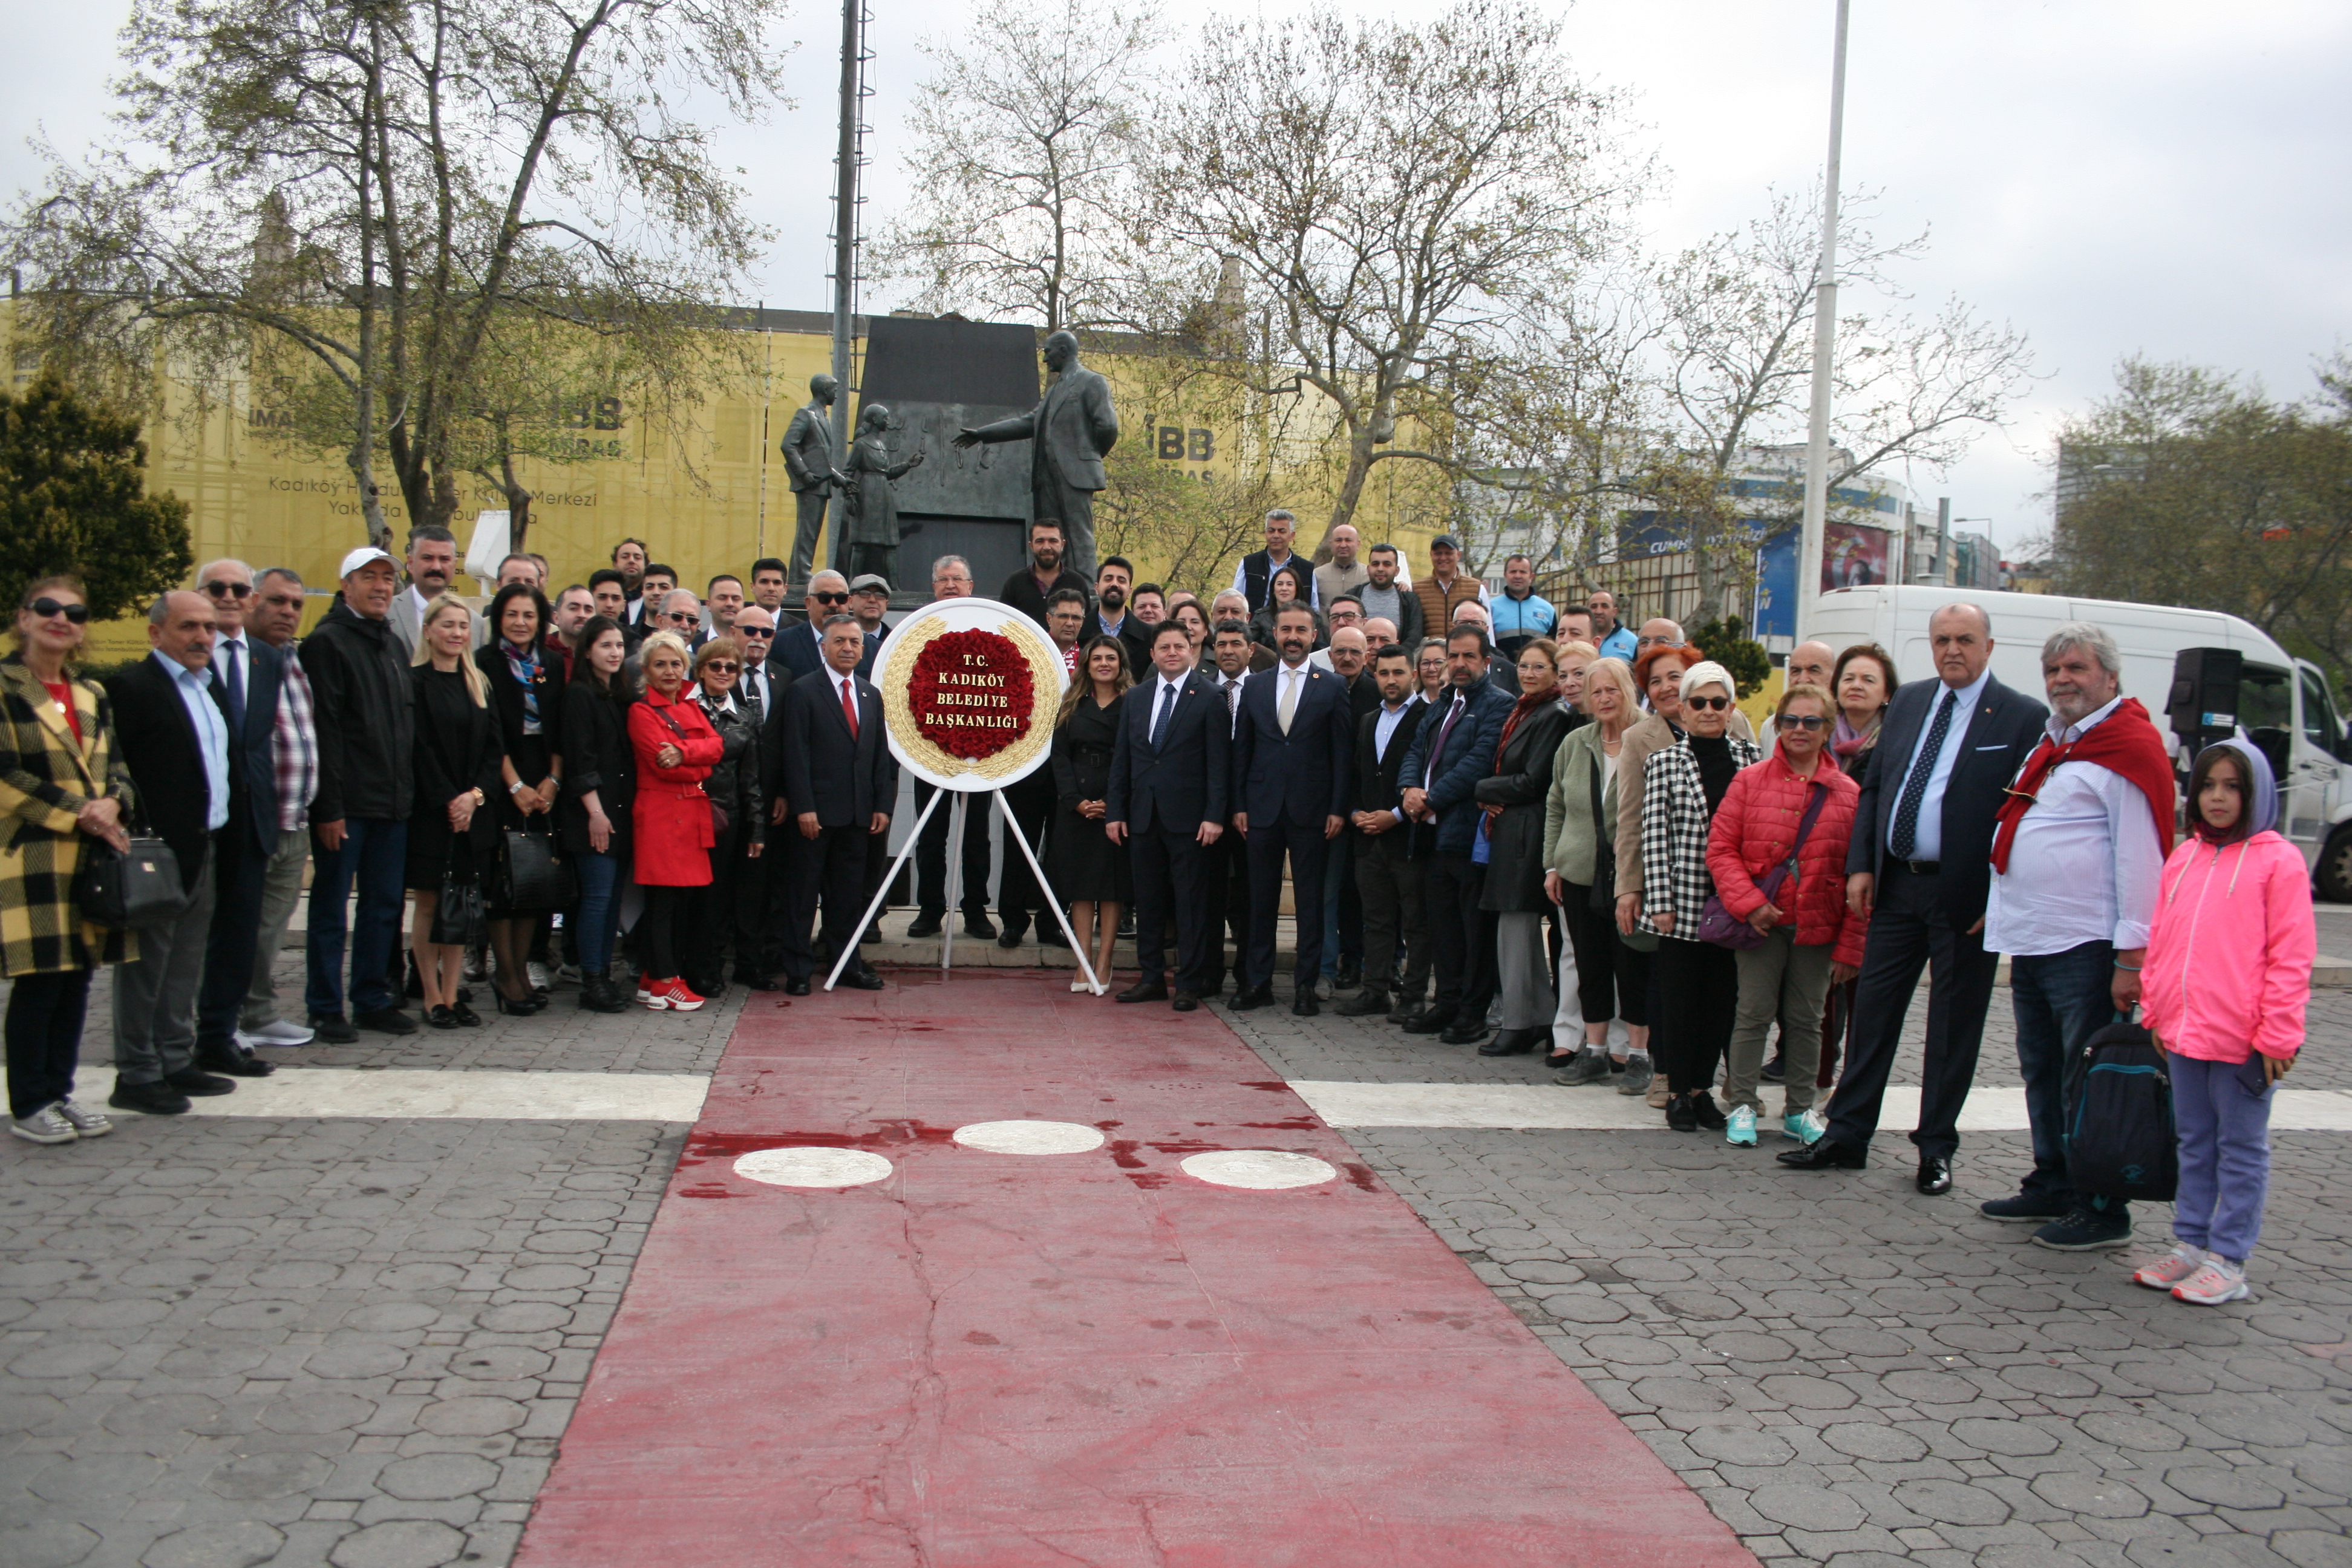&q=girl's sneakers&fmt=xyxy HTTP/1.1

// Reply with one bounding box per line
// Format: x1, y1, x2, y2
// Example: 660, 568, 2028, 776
1725, 1106, 1758, 1146
2172, 1257, 2251, 1306
641, 978, 706, 1013
2133, 1245, 2206, 1290
1785, 1108, 1828, 1145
